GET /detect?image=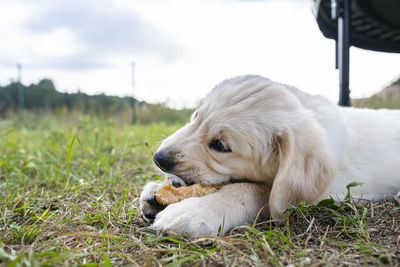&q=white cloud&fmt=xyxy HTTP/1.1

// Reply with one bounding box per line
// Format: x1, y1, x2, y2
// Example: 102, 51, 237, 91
32, 28, 83, 58
0, 0, 181, 70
